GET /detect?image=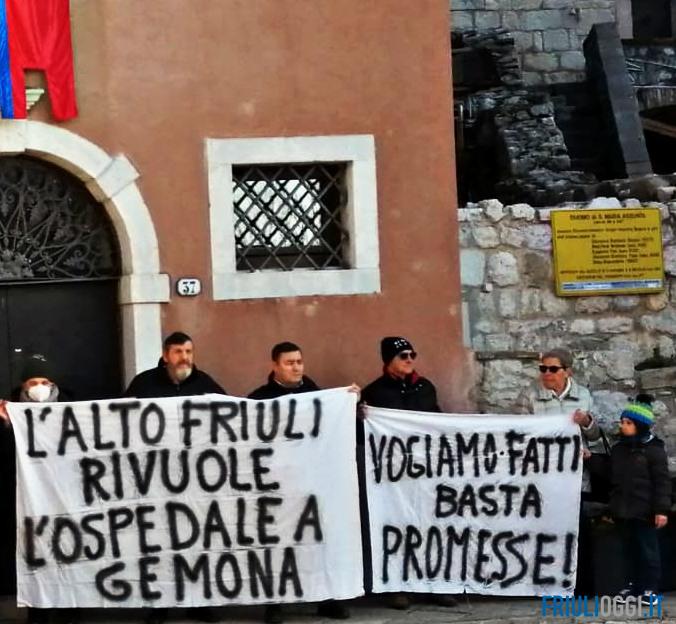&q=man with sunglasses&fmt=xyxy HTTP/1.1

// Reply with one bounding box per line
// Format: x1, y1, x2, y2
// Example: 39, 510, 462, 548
361, 337, 440, 414
361, 337, 457, 610
517, 349, 601, 594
